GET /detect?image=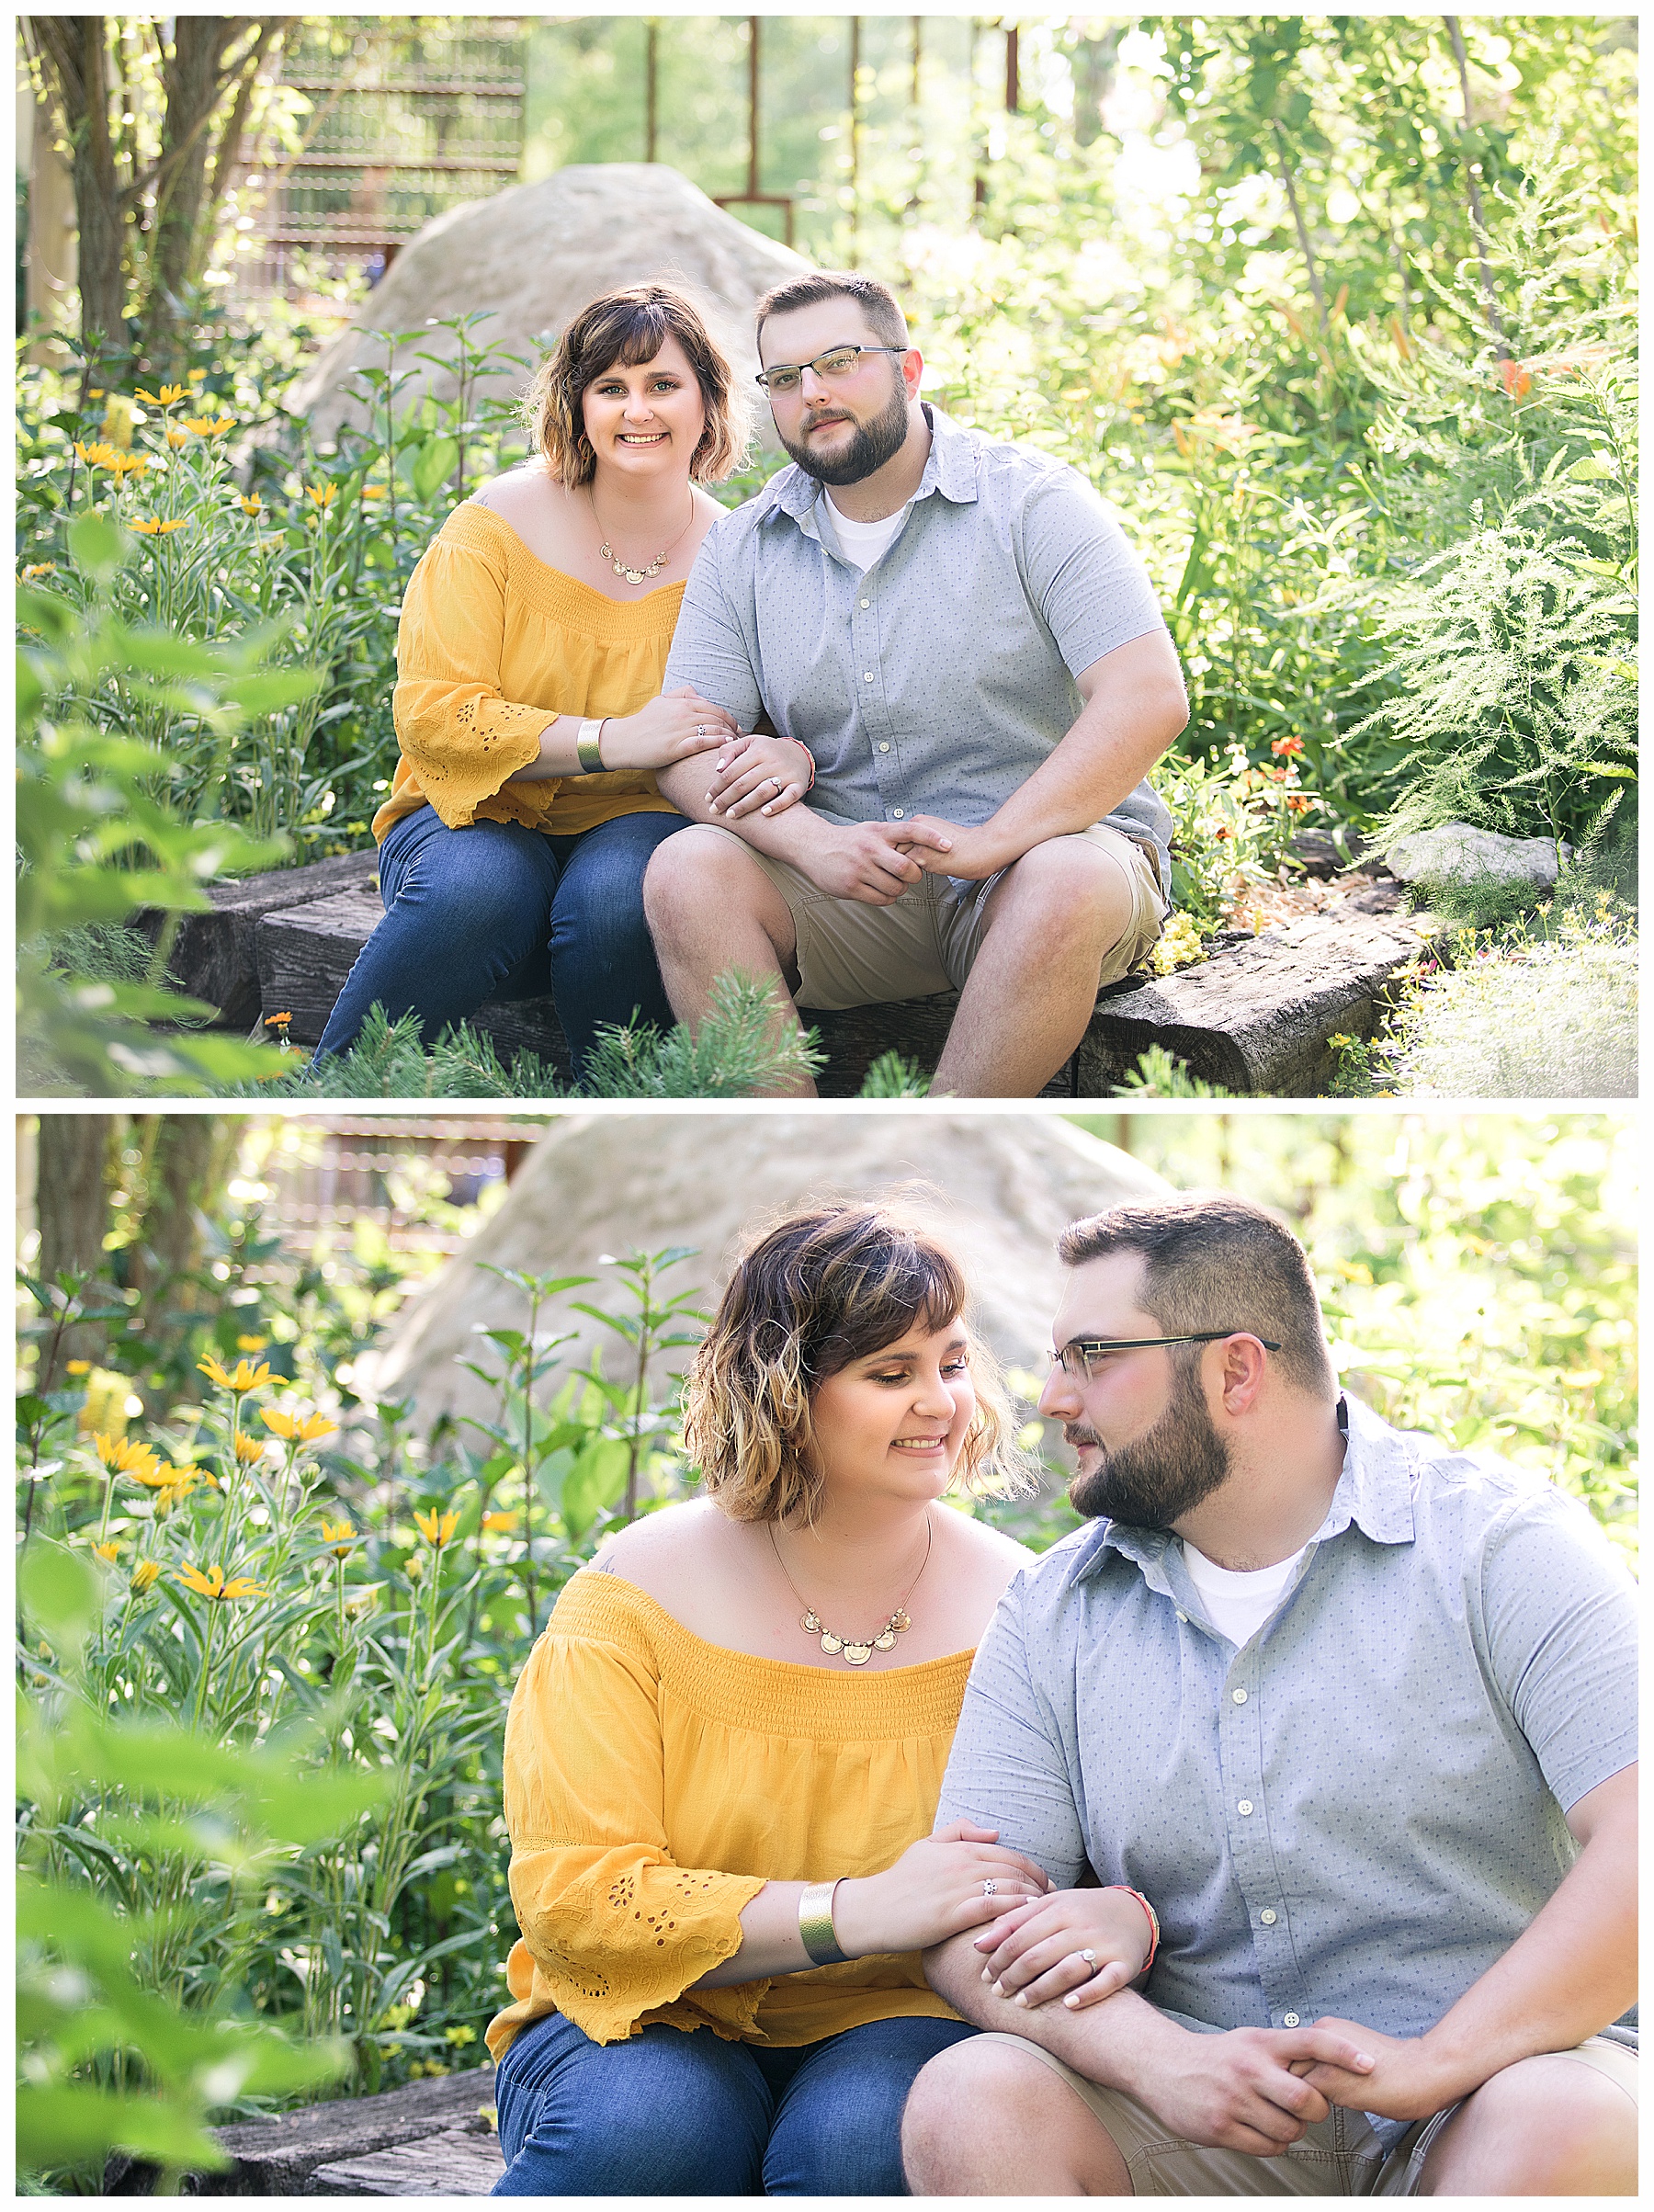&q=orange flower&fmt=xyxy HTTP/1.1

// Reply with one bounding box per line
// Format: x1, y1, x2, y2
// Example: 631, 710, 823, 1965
1271, 735, 1304, 757
198, 1355, 275, 1394
481, 1510, 516, 1535
1499, 358, 1534, 400
360, 484, 387, 500
263, 1408, 339, 1443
